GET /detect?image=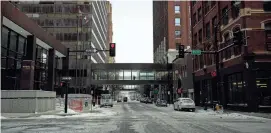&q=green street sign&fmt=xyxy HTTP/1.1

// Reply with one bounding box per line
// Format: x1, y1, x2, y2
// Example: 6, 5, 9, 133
154, 89, 158, 94
192, 50, 202, 55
